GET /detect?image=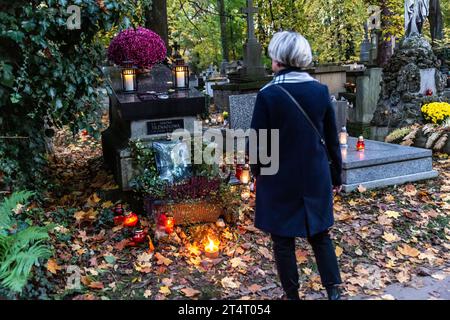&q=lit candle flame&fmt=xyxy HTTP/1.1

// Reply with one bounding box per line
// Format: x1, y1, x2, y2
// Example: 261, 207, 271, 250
123, 213, 138, 227
204, 236, 219, 253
